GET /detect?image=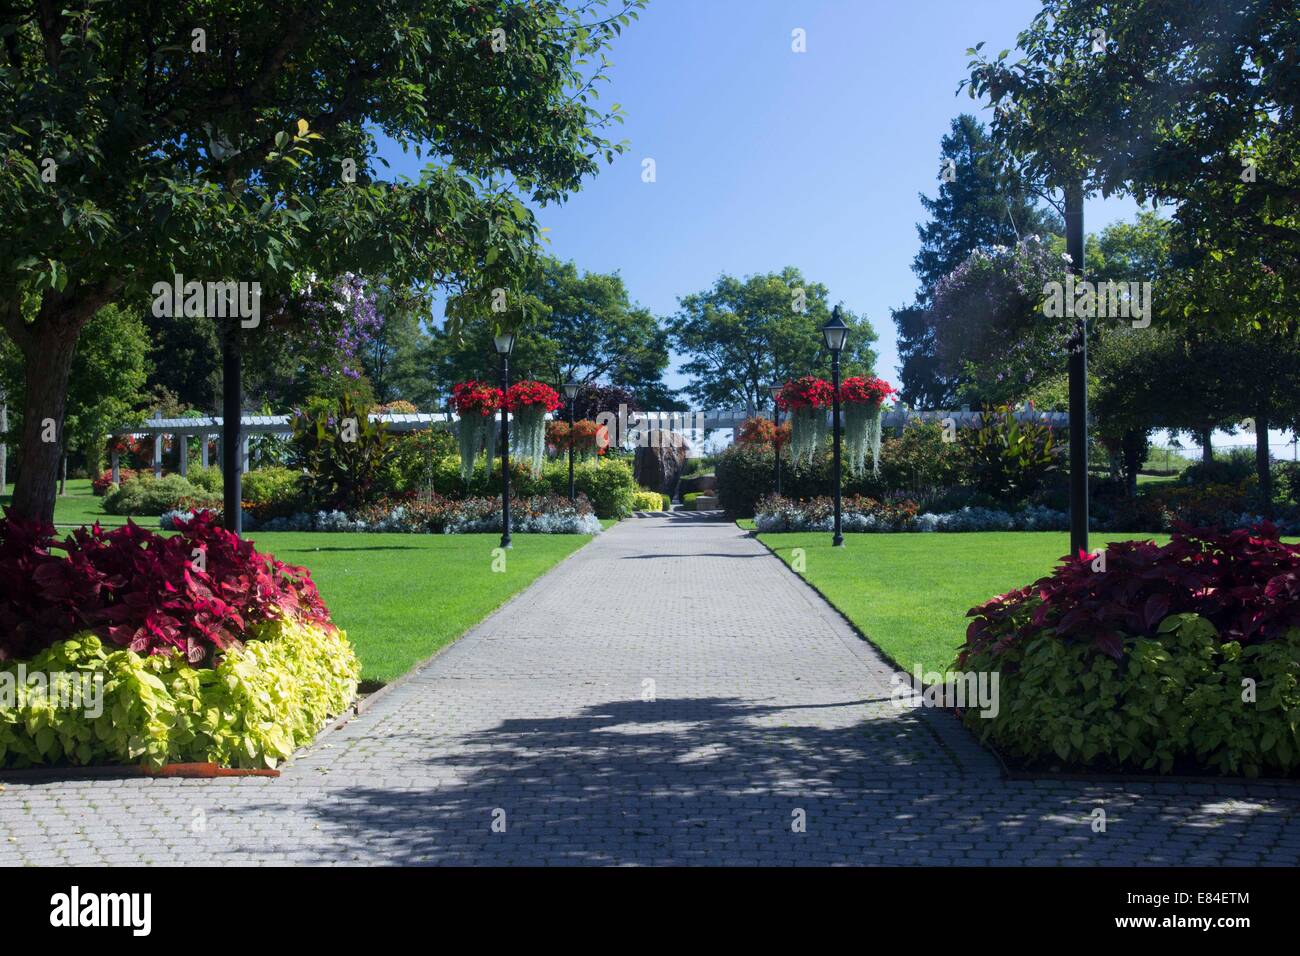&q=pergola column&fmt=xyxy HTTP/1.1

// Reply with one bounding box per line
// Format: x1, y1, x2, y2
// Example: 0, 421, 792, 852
179, 435, 189, 477
153, 435, 163, 478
